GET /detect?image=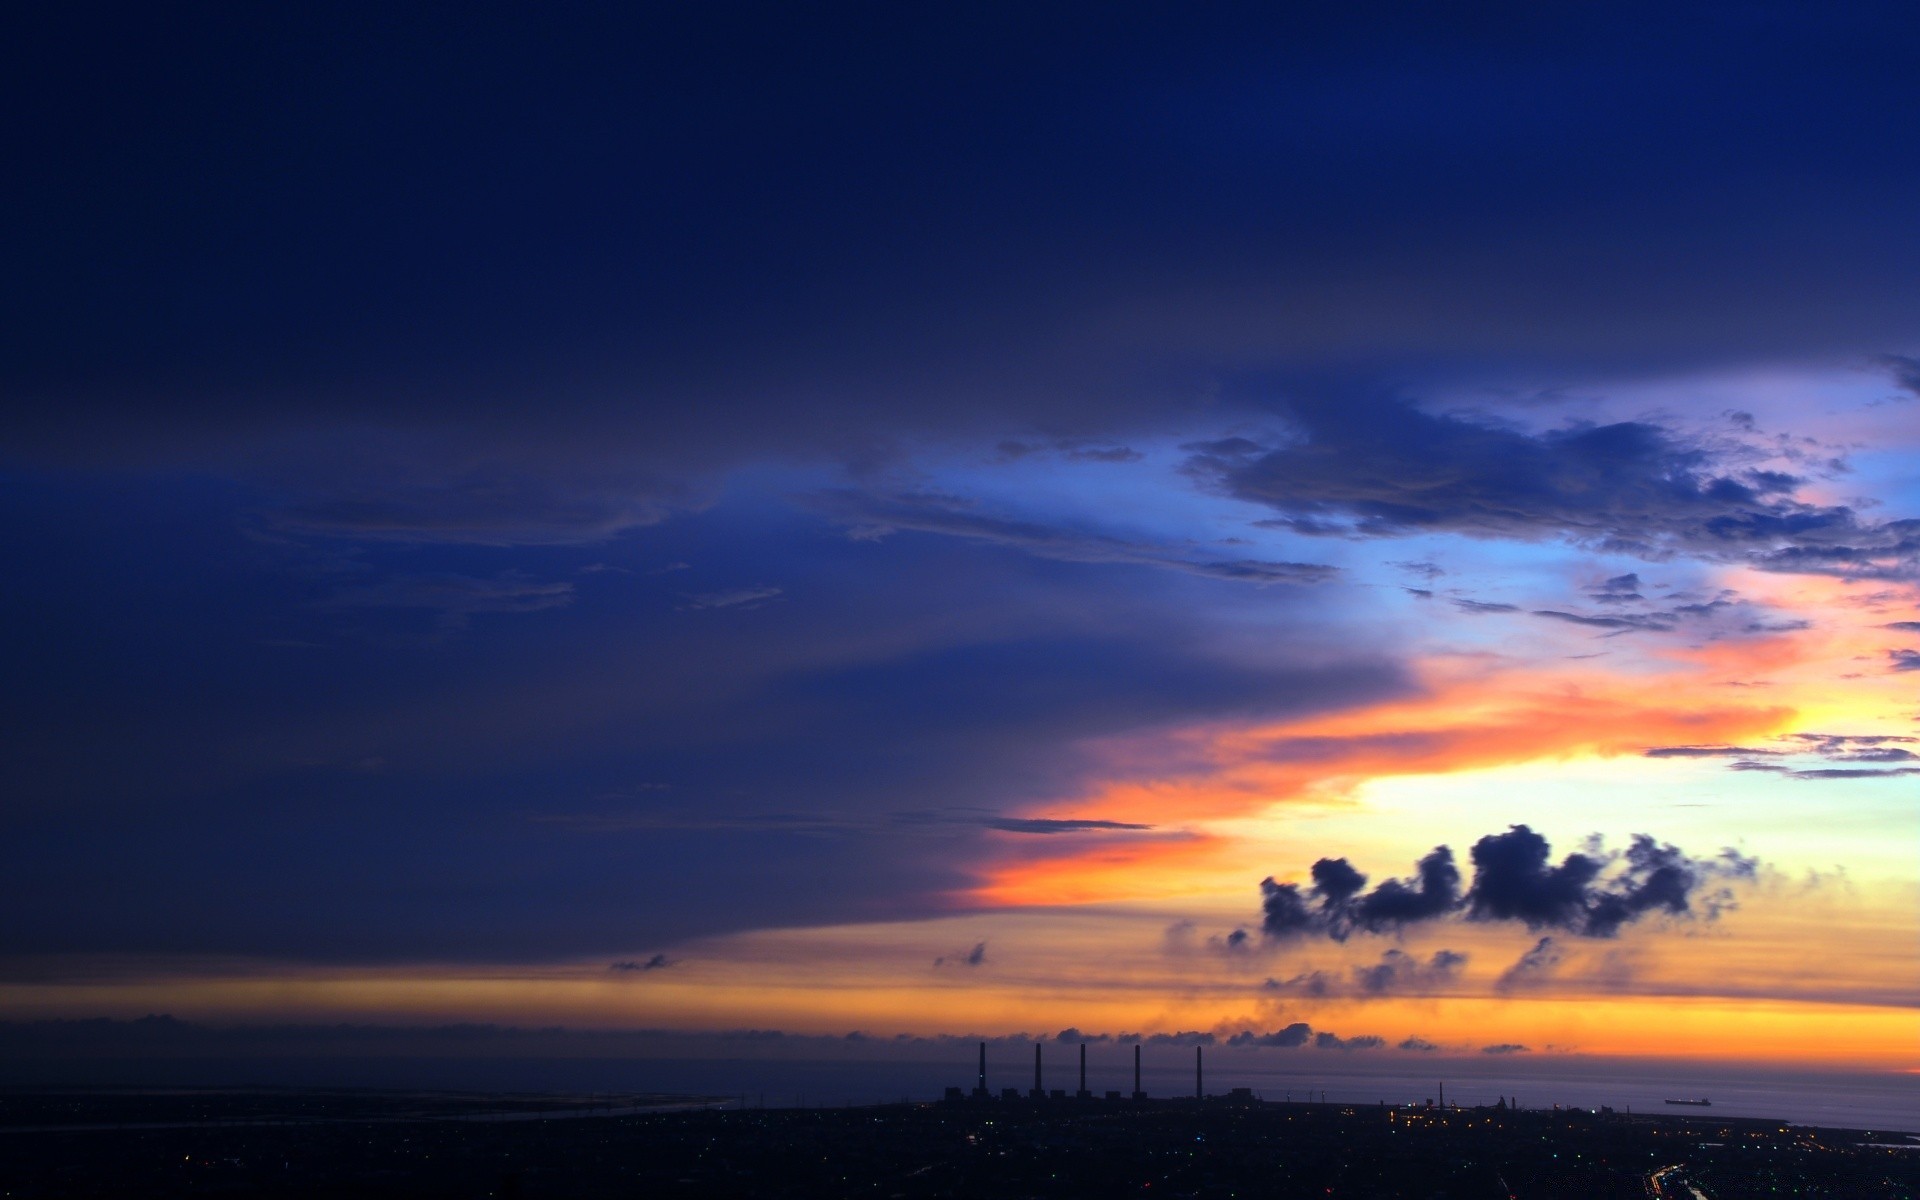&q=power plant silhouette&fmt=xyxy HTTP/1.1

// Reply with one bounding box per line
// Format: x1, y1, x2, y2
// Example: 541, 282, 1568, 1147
947, 1042, 1253, 1106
